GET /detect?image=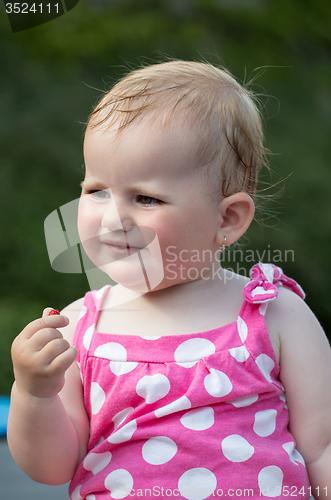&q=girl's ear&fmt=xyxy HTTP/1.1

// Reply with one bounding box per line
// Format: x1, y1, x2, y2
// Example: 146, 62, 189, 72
215, 192, 255, 247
